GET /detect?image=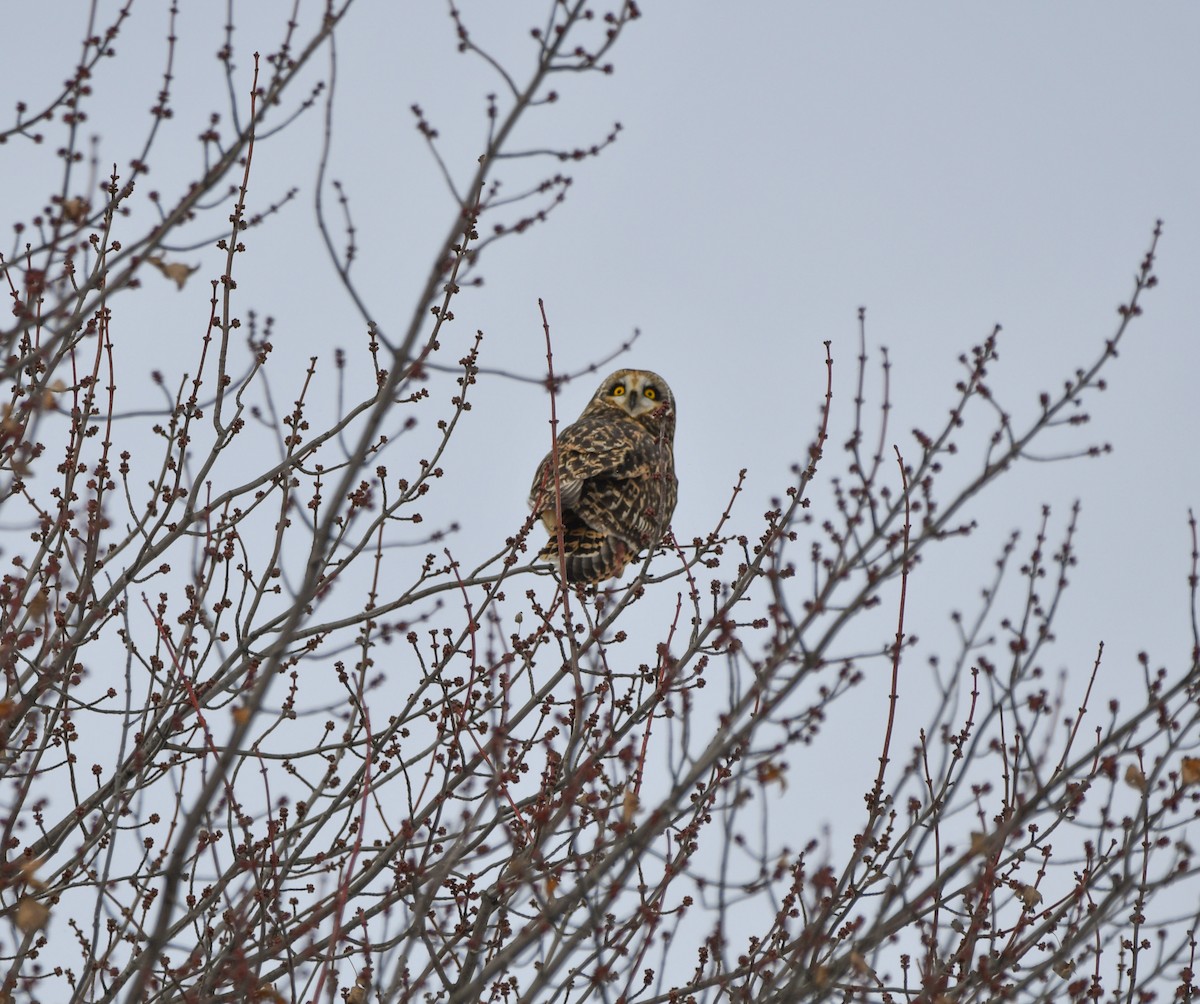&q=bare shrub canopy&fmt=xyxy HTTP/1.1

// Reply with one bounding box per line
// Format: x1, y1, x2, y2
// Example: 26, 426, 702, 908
0, 5, 1195, 1004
